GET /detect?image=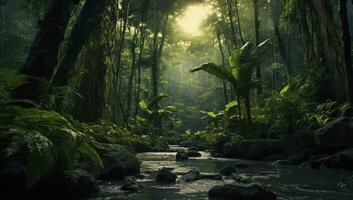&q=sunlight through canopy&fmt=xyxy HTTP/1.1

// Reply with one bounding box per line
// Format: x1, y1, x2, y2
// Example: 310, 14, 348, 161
177, 5, 212, 36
